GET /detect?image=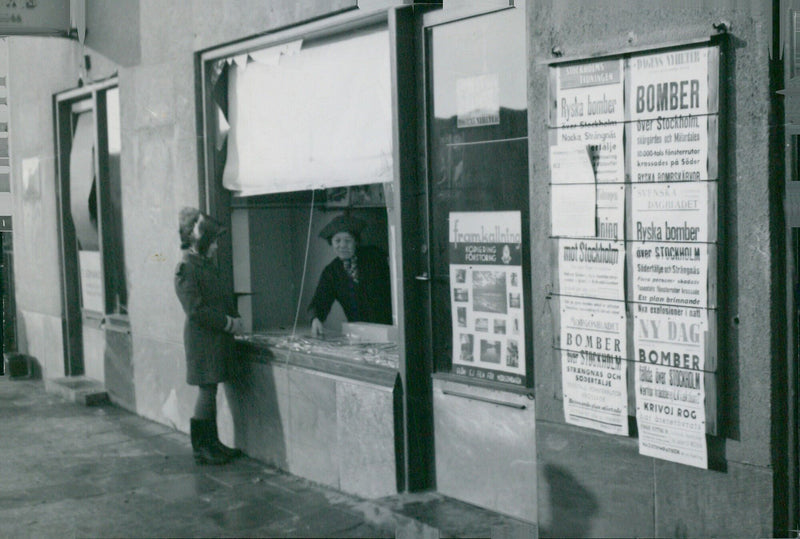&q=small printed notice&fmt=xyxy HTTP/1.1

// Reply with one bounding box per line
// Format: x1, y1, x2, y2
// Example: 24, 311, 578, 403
79, 250, 104, 313
551, 183, 596, 238
457, 73, 500, 128
561, 296, 628, 435
450, 211, 525, 385
558, 239, 625, 301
